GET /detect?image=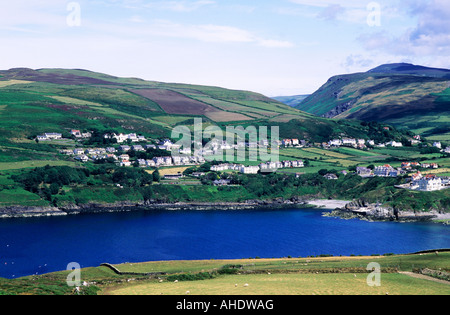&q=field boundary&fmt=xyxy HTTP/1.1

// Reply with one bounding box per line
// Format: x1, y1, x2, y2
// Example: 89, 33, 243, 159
100, 263, 166, 277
